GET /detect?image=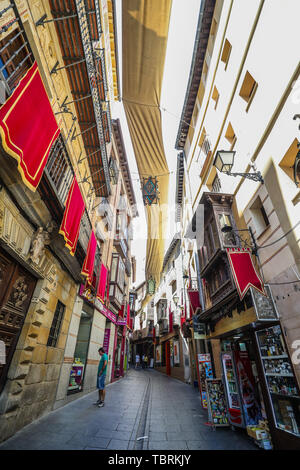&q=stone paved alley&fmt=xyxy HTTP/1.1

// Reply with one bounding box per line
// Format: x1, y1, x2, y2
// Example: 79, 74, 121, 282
0, 369, 257, 451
